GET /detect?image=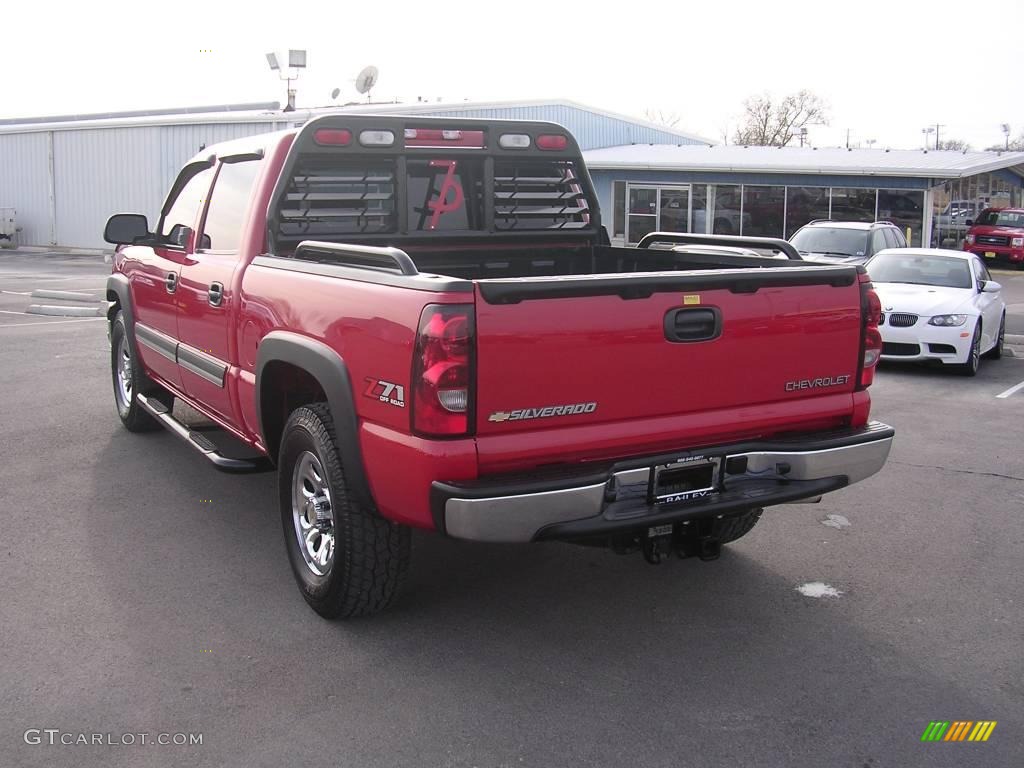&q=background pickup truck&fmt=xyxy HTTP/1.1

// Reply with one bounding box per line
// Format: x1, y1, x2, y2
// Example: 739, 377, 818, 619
104, 115, 893, 618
